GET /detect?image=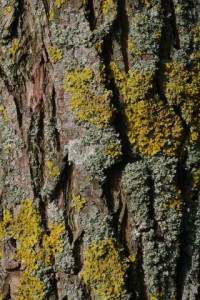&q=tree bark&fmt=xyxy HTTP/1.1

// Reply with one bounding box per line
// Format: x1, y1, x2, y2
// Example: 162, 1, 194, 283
0, 0, 200, 299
